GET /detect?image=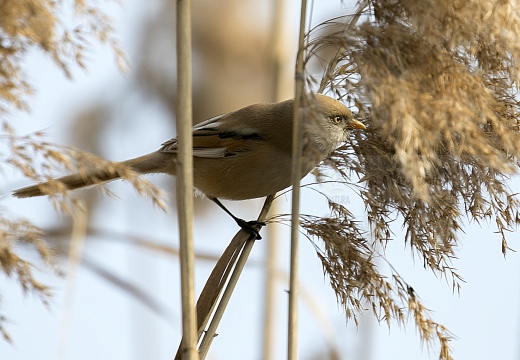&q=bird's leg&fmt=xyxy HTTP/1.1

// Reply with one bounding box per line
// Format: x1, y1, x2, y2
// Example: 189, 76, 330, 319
210, 197, 266, 240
